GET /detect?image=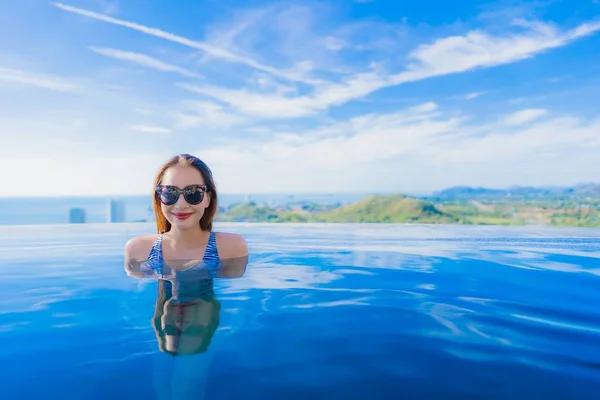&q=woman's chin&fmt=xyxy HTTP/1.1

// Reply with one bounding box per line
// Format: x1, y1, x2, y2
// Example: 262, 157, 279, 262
169, 217, 199, 228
